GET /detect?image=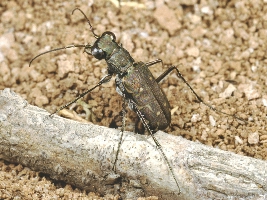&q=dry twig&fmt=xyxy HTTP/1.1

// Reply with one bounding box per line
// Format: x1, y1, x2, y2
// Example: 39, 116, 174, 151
0, 89, 266, 199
